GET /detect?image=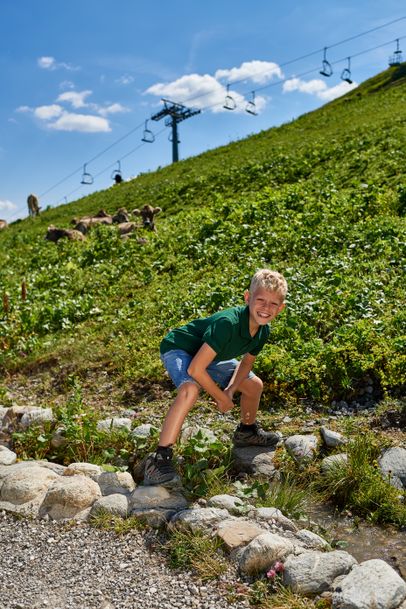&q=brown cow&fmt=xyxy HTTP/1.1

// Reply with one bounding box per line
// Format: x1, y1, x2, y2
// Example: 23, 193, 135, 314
133, 205, 161, 232
46, 225, 86, 242
0, 220, 8, 230
27, 194, 41, 217
112, 208, 130, 223
72, 214, 113, 235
